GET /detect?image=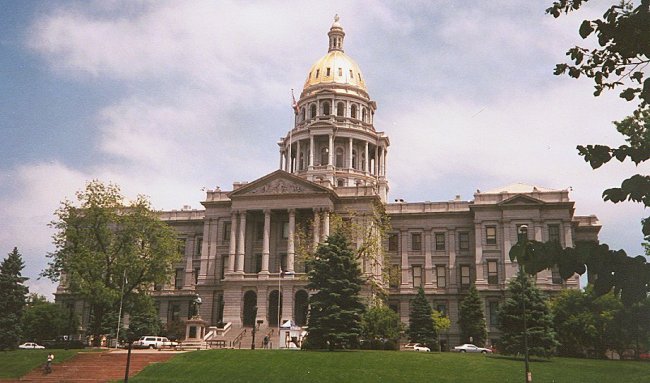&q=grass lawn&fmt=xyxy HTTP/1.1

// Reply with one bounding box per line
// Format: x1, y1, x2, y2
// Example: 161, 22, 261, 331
128, 350, 650, 383
0, 349, 83, 379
